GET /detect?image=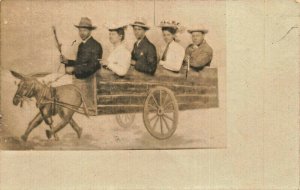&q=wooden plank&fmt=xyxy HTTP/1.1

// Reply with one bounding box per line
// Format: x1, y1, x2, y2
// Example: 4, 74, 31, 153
97, 105, 143, 115
97, 94, 217, 106
97, 66, 218, 86
96, 99, 218, 115
97, 82, 217, 95
97, 94, 146, 105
